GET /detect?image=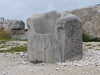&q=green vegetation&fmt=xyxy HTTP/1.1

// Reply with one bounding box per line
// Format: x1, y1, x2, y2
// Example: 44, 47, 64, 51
0, 45, 6, 48
97, 44, 100, 46
0, 39, 27, 41
82, 34, 100, 42
0, 44, 11, 48
82, 34, 90, 42
6, 45, 11, 46
89, 38, 100, 42
0, 40, 7, 45
94, 44, 100, 47
0, 41, 2, 45
0, 46, 27, 53
0, 28, 27, 41
0, 39, 27, 45
16, 52, 21, 55
25, 29, 28, 31
83, 49, 87, 51
31, 60, 43, 64
96, 49, 100, 51
0, 29, 11, 40
85, 44, 92, 46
